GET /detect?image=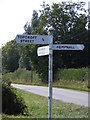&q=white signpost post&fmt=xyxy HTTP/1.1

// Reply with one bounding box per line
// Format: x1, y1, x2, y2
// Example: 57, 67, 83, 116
15, 31, 84, 120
